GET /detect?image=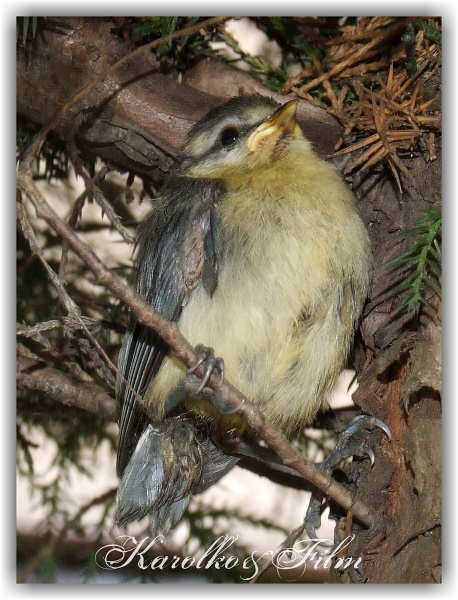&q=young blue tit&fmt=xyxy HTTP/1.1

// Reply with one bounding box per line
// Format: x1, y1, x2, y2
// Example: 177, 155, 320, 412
115, 96, 372, 532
